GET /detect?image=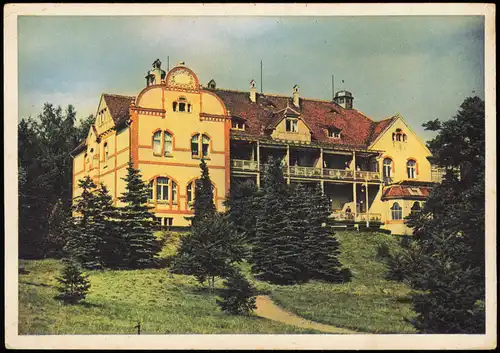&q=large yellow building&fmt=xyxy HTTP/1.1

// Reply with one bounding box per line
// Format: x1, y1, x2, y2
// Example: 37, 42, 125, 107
71, 59, 442, 235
